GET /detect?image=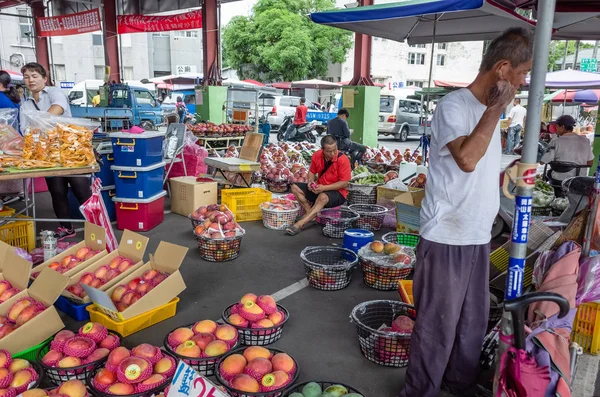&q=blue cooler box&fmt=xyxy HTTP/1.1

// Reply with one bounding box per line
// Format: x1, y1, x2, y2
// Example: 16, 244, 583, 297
94, 142, 115, 186
109, 131, 165, 167
112, 162, 165, 199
